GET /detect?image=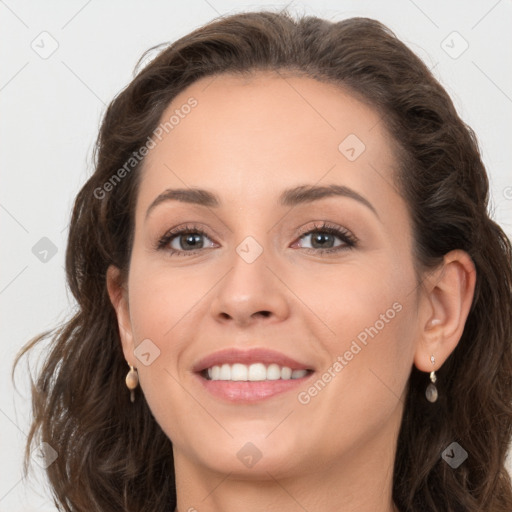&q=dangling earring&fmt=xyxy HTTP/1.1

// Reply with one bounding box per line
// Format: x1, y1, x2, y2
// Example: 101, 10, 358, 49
125, 364, 139, 403
425, 354, 438, 403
